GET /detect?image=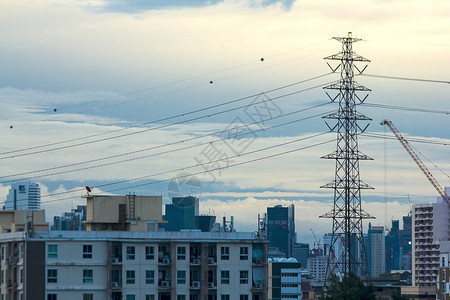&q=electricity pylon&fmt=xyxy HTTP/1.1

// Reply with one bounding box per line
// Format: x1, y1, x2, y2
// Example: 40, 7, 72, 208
320, 32, 375, 282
